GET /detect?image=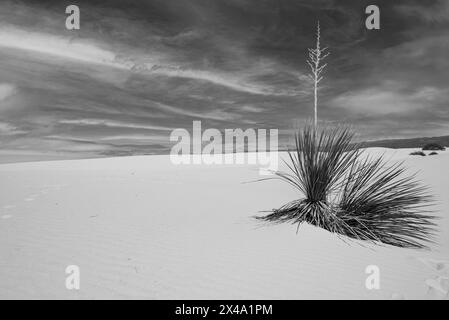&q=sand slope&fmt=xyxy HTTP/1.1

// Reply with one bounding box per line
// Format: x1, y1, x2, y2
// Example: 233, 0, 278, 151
0, 148, 448, 299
